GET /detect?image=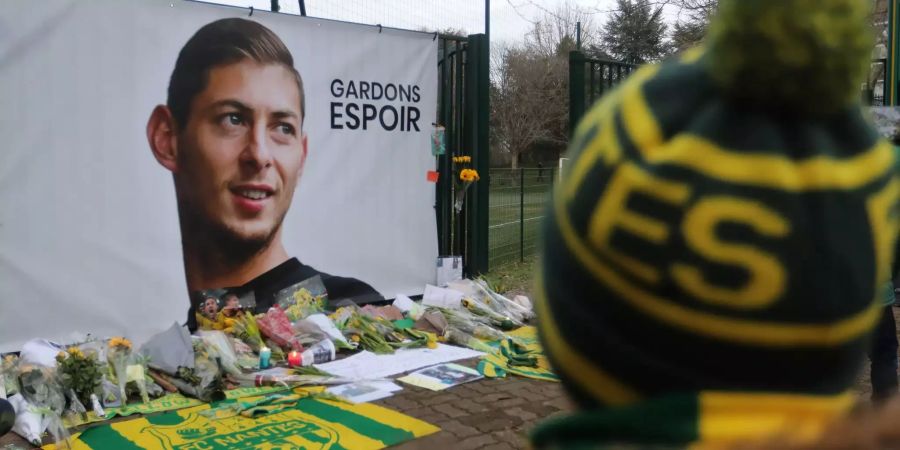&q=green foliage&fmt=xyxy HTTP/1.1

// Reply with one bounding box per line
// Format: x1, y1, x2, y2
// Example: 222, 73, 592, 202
56, 350, 104, 407
600, 0, 669, 64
